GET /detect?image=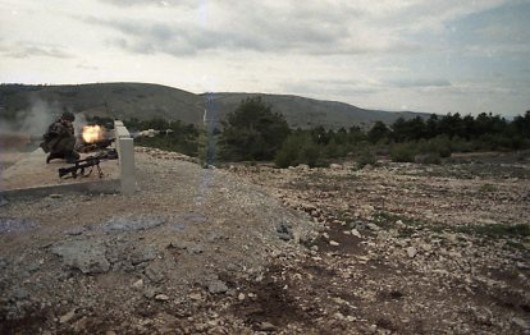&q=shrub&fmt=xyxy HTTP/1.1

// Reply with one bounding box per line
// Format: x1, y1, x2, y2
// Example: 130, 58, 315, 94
356, 148, 377, 169
390, 143, 417, 162
274, 132, 322, 168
